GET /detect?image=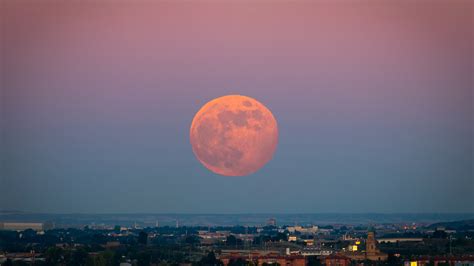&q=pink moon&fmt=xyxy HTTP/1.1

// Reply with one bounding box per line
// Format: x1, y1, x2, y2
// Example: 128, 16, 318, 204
190, 95, 278, 176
